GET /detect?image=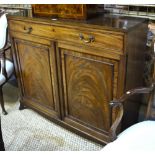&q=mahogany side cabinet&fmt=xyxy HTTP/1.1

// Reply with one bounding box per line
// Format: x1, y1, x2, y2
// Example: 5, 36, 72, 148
8, 14, 148, 144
